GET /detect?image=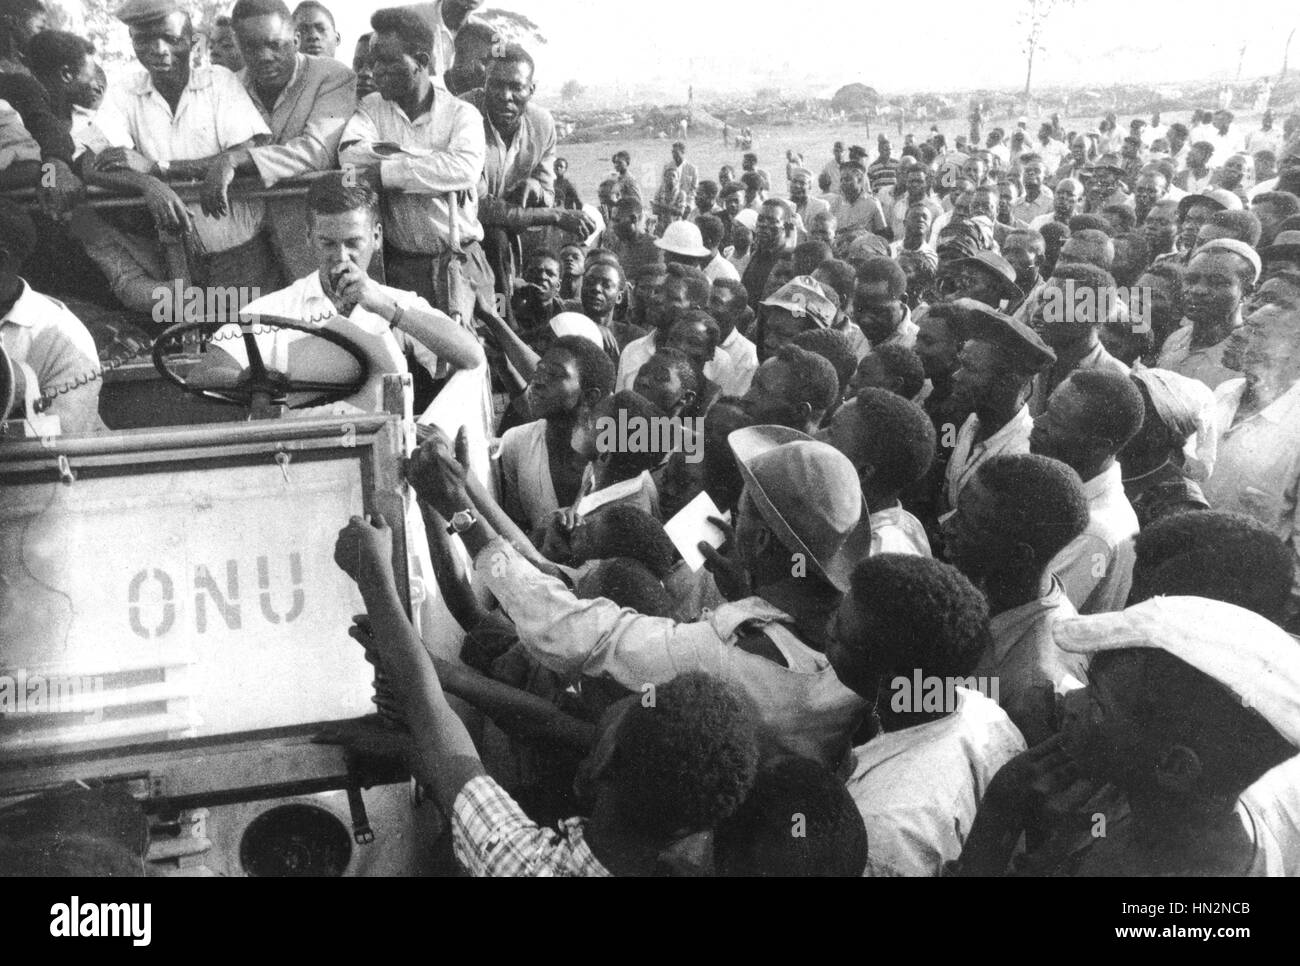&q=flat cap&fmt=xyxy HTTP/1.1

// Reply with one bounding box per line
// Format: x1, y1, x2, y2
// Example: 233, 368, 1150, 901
116, 0, 185, 23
